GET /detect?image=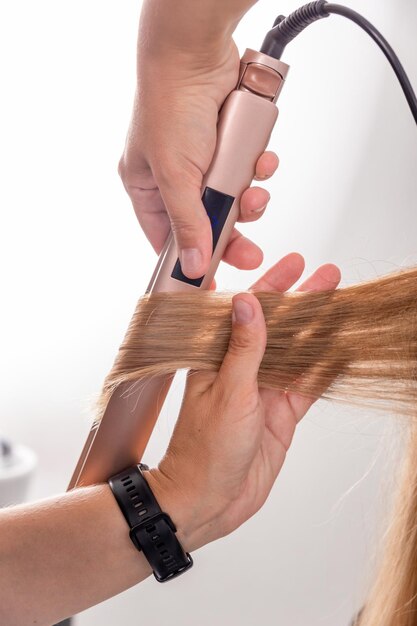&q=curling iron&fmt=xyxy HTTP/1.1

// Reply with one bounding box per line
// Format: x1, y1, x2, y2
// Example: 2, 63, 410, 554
69, 2, 417, 489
